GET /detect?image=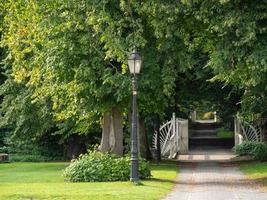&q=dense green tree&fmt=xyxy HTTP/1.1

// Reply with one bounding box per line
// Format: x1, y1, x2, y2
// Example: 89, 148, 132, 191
0, 0, 266, 159
138, 0, 266, 120
0, 0, 191, 157
187, 0, 267, 119
0, 0, 125, 156
0, 8, 7, 151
